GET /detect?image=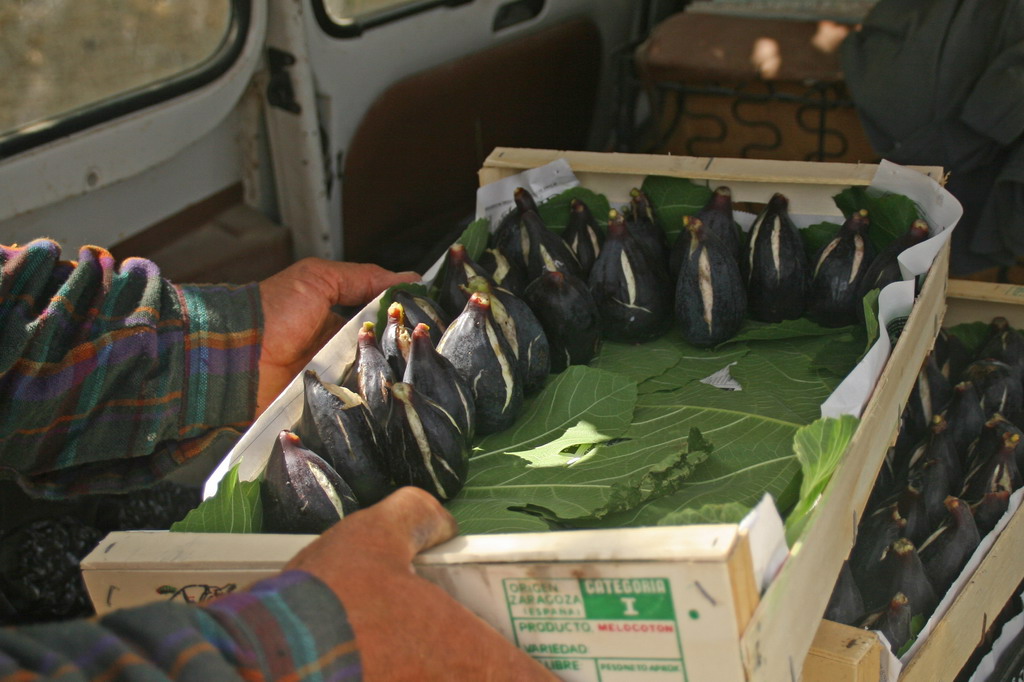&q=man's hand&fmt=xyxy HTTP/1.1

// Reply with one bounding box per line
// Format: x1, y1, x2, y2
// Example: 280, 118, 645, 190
285, 487, 557, 681
257, 258, 419, 415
